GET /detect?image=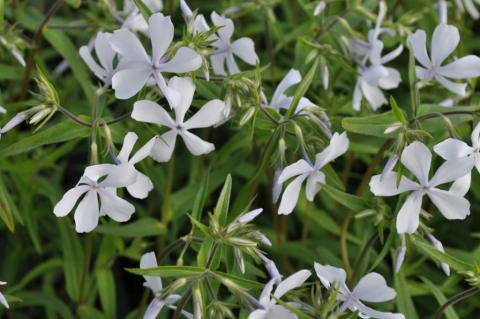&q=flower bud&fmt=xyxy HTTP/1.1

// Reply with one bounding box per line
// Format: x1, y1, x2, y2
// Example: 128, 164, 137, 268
314, 1, 326, 16
180, 0, 193, 21
395, 235, 406, 273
